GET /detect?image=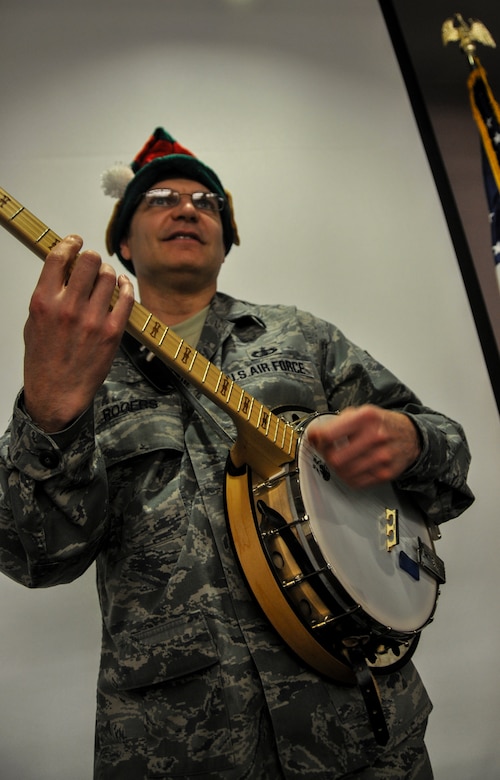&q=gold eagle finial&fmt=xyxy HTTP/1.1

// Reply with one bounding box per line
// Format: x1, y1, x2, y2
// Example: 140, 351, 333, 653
442, 13, 496, 64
